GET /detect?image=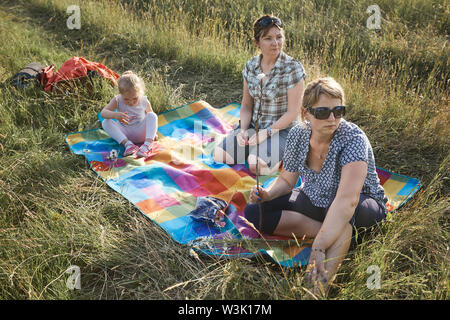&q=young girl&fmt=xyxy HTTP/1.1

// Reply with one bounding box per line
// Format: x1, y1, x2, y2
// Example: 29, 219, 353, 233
101, 71, 158, 158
